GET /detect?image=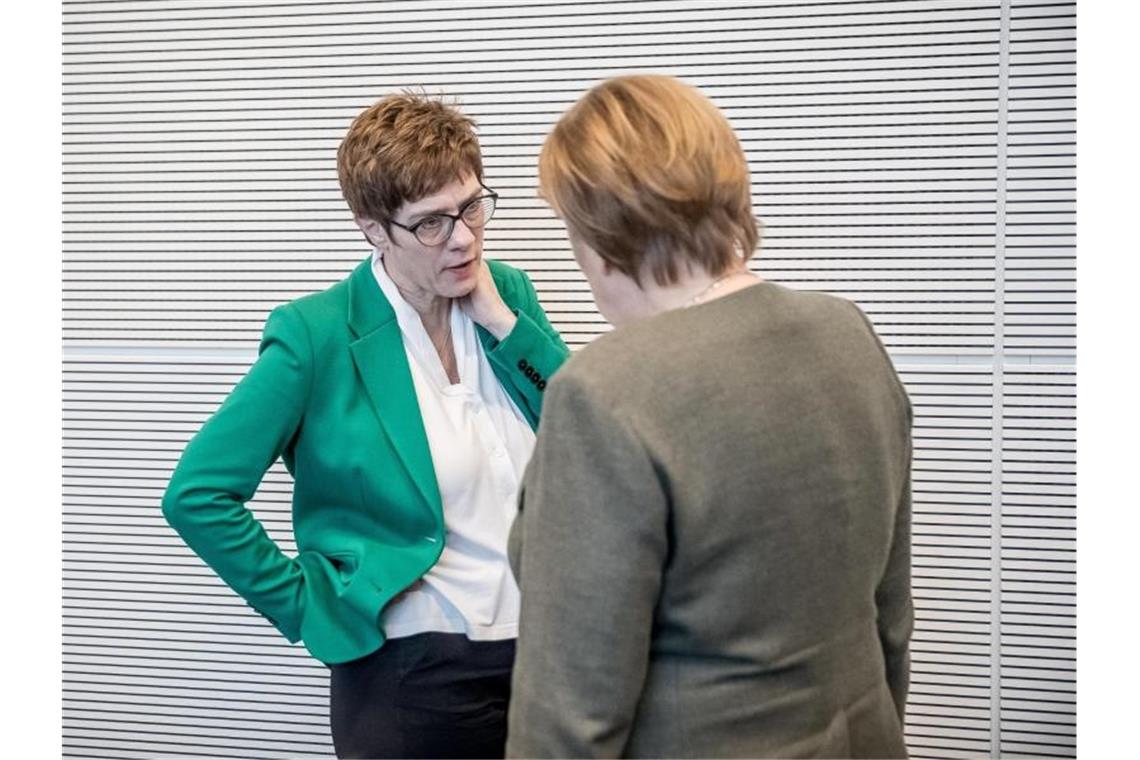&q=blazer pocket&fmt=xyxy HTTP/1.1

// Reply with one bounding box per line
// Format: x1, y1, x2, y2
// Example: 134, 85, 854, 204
332, 549, 388, 617
326, 551, 359, 585
296, 549, 382, 620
